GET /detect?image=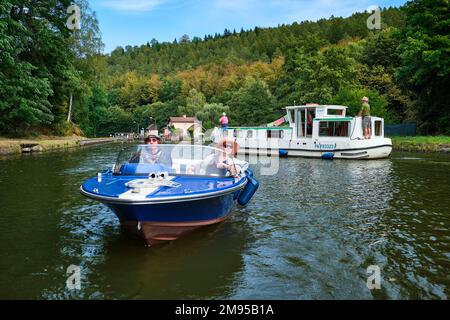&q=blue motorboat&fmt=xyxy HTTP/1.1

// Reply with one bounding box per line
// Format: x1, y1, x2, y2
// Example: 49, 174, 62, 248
80, 144, 258, 246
